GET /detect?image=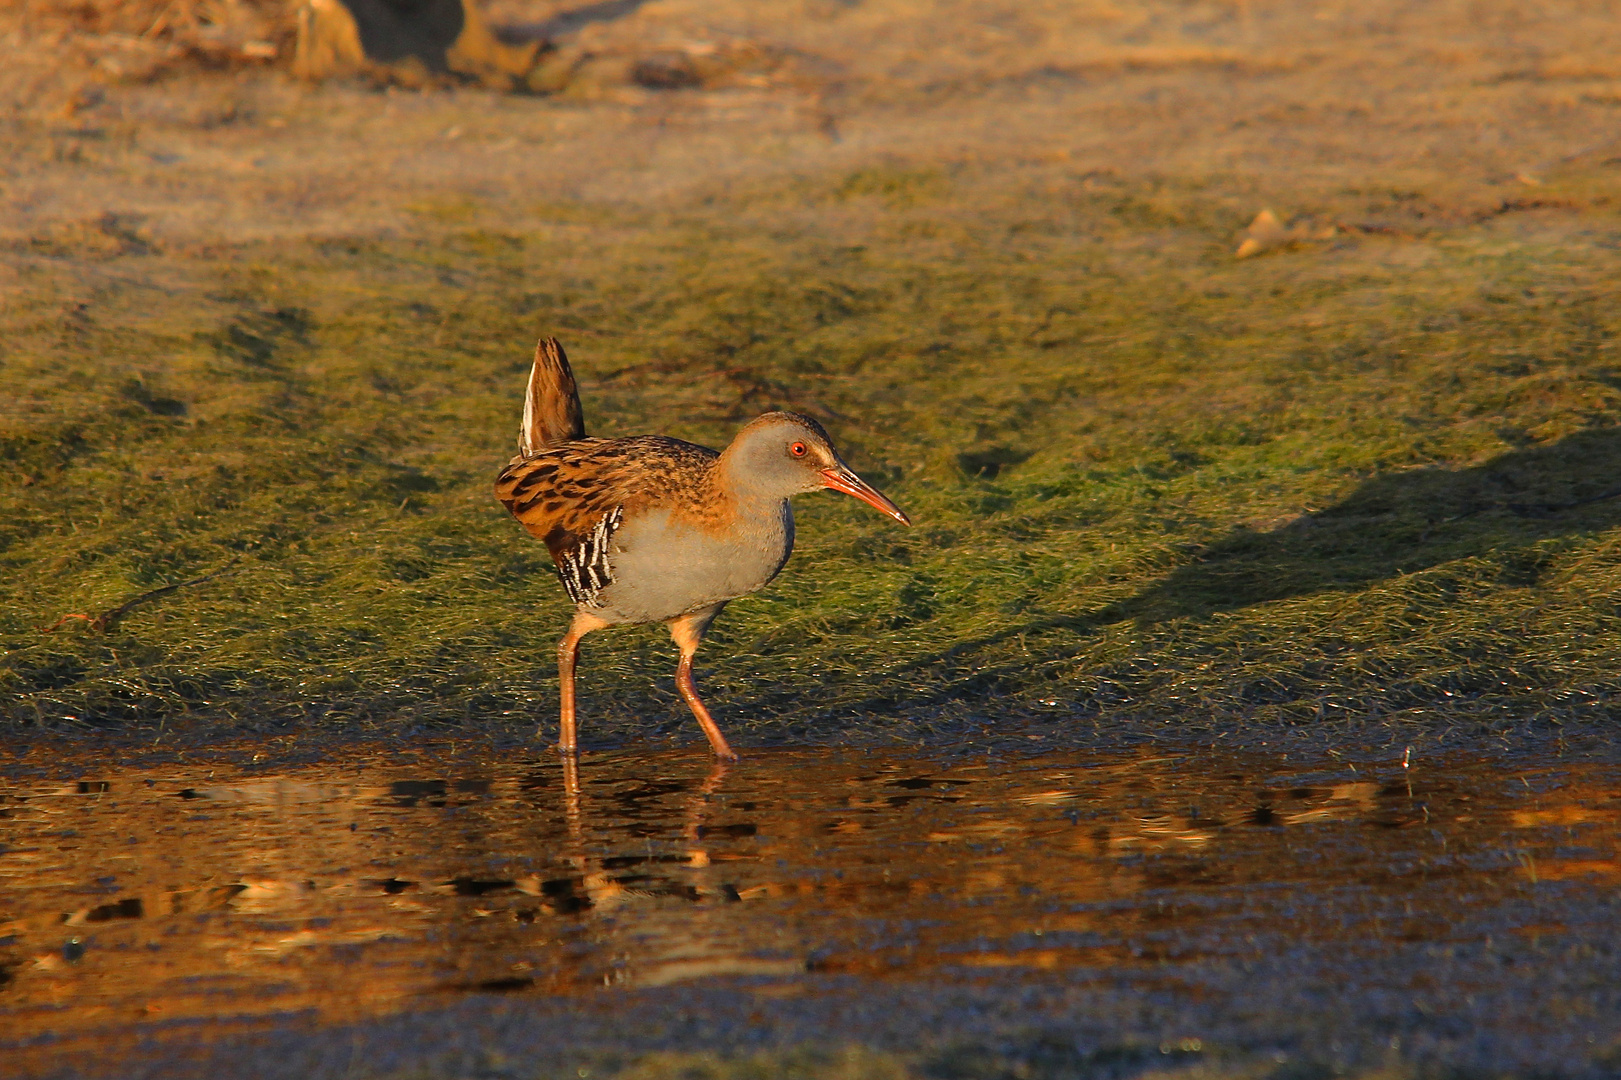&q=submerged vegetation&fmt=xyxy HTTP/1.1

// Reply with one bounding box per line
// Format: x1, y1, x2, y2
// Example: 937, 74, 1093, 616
3, 163, 1620, 741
